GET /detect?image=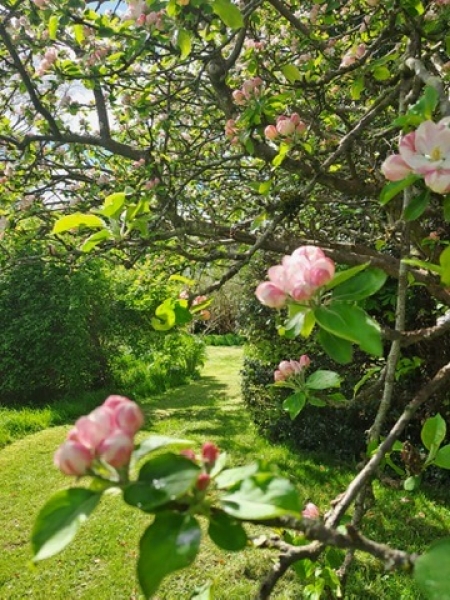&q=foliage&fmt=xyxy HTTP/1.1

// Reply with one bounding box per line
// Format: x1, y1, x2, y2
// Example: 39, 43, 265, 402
0, 251, 113, 403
